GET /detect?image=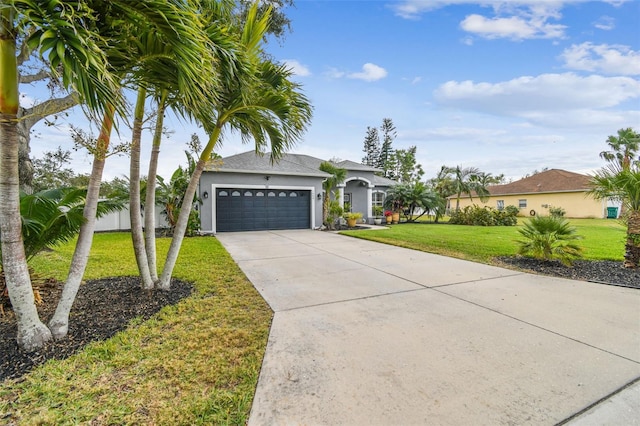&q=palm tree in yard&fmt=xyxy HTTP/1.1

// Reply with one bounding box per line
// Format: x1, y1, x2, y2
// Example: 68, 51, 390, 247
1, 1, 120, 351
319, 162, 347, 227
599, 128, 640, 171
47, 1, 213, 340
156, 5, 313, 289
589, 163, 640, 268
